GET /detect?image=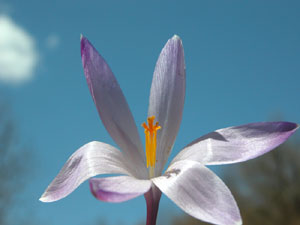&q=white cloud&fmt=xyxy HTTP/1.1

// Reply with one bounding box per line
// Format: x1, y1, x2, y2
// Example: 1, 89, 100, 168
45, 33, 60, 49
0, 15, 38, 85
